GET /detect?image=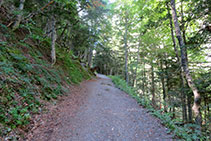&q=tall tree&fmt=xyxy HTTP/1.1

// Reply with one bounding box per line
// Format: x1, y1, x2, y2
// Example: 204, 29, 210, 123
170, 0, 201, 127
124, 10, 129, 84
